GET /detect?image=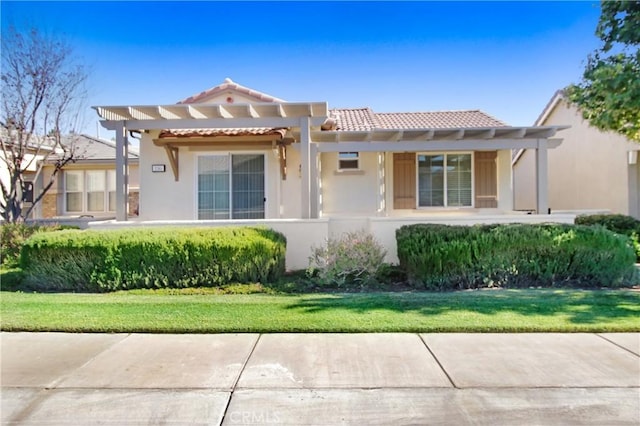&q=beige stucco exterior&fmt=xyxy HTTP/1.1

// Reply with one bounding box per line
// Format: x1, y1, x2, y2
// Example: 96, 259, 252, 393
320, 151, 382, 216
513, 97, 640, 218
